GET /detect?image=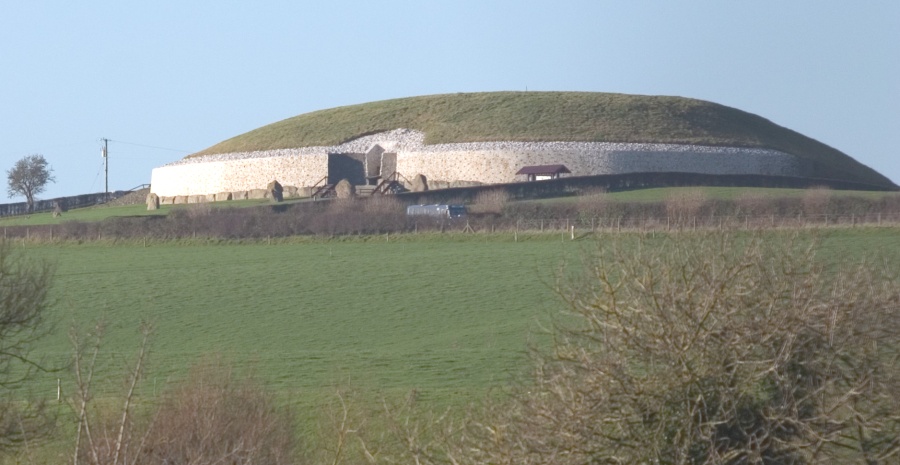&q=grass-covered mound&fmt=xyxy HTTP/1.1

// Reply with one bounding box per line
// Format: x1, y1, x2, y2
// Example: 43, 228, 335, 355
192, 91, 895, 189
